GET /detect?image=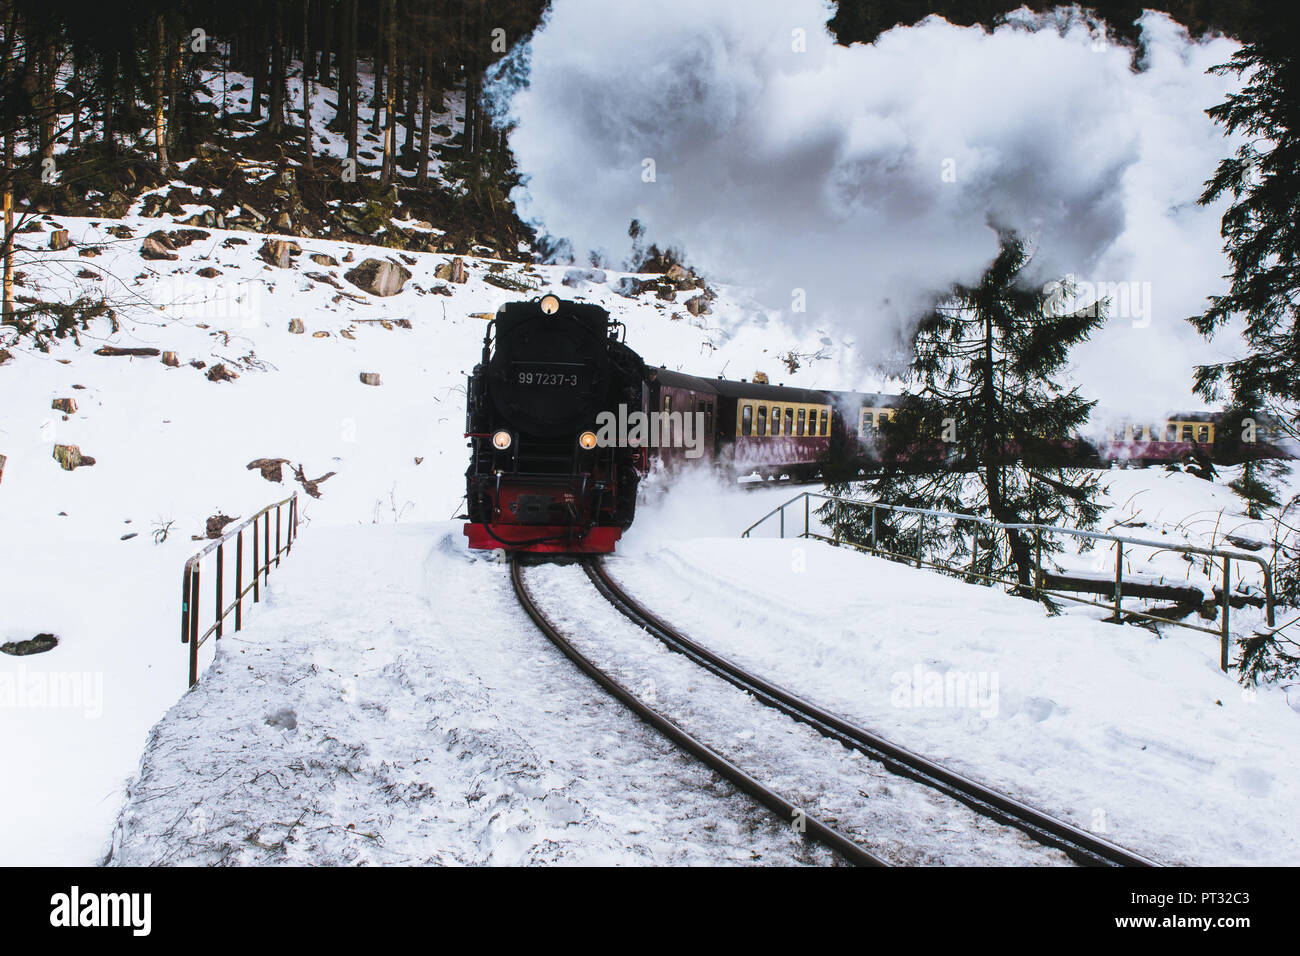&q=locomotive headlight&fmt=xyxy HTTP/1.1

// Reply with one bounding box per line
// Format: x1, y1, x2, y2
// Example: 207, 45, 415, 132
492, 430, 513, 450
539, 294, 561, 315
578, 431, 598, 451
